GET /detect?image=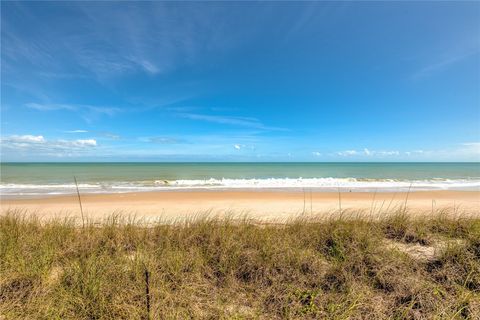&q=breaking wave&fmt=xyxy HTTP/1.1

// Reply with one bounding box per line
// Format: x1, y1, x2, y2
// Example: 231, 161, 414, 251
1, 177, 479, 197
